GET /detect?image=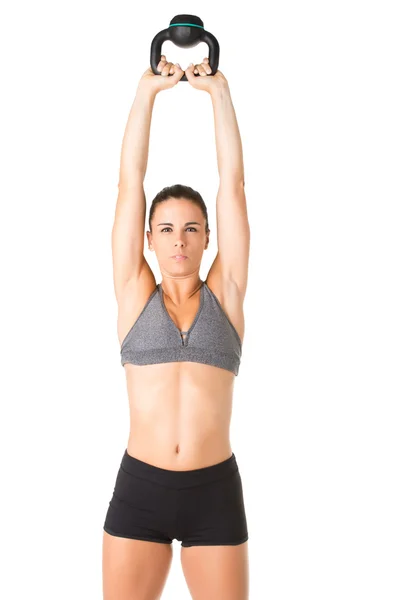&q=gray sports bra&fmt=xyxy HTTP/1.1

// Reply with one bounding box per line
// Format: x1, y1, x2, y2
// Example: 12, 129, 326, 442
120, 281, 242, 376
